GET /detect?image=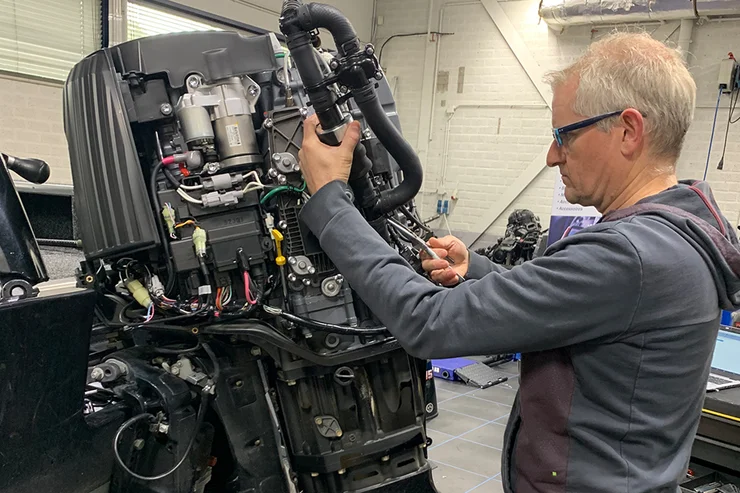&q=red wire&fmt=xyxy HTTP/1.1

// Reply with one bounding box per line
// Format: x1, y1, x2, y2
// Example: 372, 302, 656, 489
243, 272, 257, 305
